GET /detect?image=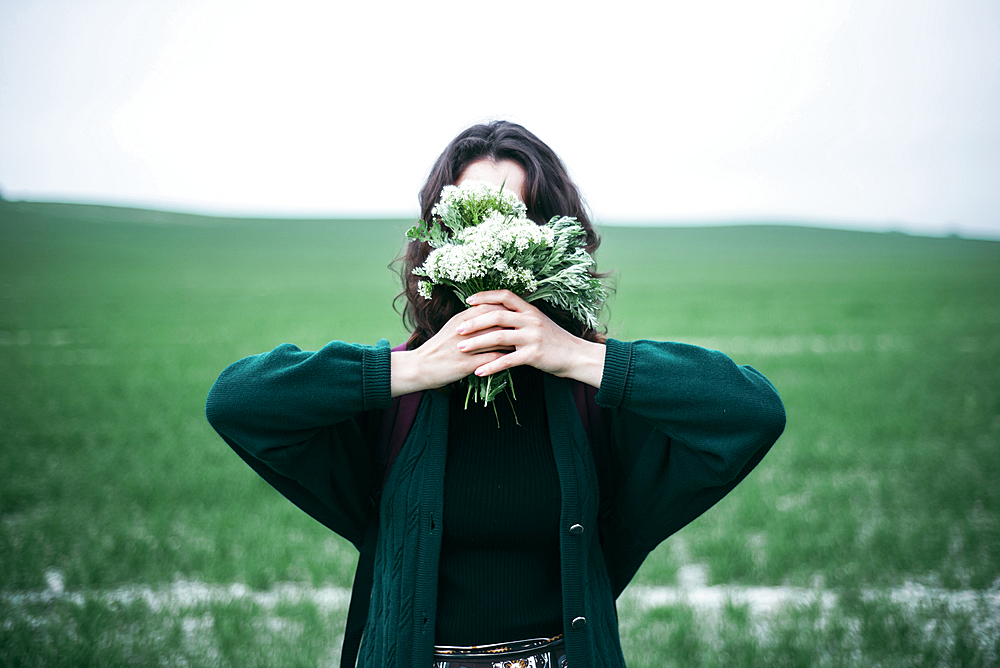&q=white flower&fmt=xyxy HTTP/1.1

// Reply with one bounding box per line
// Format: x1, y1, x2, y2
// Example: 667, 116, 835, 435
431, 180, 526, 223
